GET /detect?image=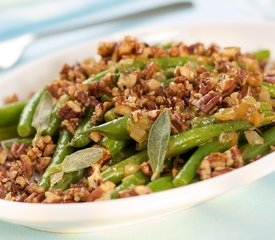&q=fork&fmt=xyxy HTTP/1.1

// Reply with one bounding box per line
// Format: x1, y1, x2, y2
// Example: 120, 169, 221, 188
0, 1, 192, 70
